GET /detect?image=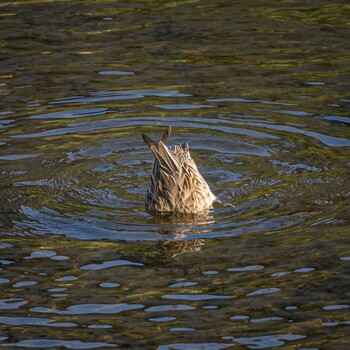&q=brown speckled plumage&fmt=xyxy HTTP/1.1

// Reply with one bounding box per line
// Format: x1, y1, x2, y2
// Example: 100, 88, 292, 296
142, 126, 216, 213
